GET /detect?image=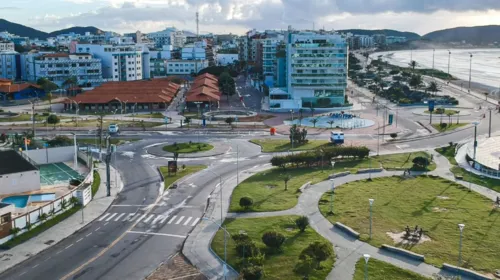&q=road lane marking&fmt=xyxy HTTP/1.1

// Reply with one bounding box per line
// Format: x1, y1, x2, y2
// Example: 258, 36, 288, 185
183, 217, 192, 226
126, 231, 186, 238
159, 215, 169, 224
44, 257, 51, 262
19, 272, 26, 276
65, 244, 73, 250
104, 222, 109, 226
136, 214, 147, 223
98, 213, 110, 221
151, 215, 164, 225
32, 264, 39, 268
167, 215, 177, 224
86, 232, 92, 237
144, 214, 154, 223
56, 250, 63, 255
114, 213, 125, 221
95, 227, 101, 232
124, 213, 135, 221
191, 217, 200, 226
175, 216, 185, 225
76, 238, 83, 243
105, 213, 117, 221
